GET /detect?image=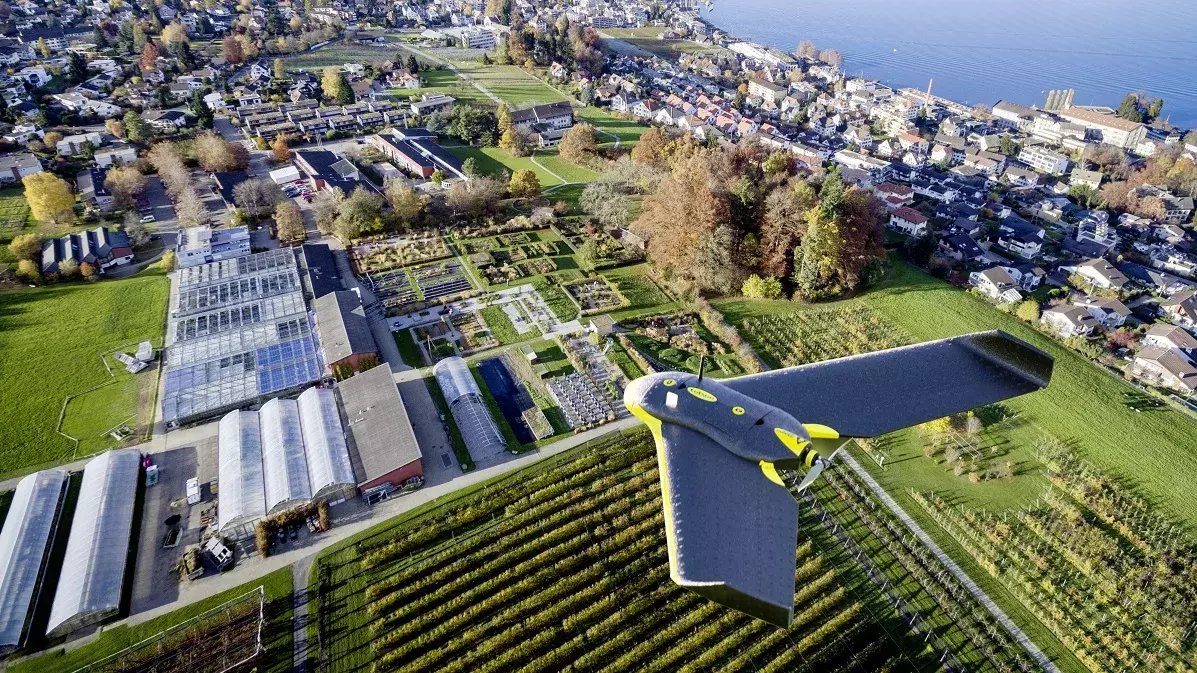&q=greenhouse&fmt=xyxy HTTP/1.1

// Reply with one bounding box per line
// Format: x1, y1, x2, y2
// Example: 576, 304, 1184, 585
260, 398, 313, 513
433, 357, 507, 462
0, 470, 67, 652
217, 411, 267, 535
47, 450, 141, 638
161, 249, 324, 425
297, 387, 356, 500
